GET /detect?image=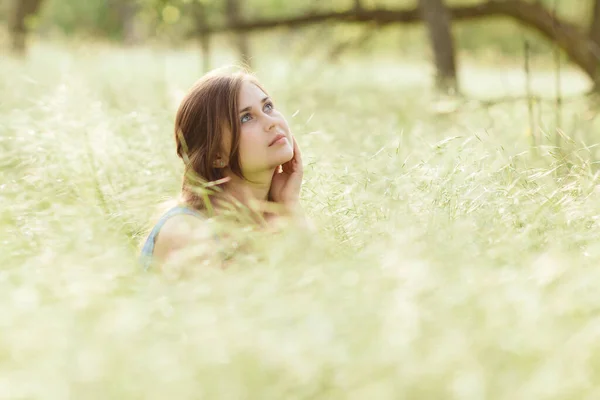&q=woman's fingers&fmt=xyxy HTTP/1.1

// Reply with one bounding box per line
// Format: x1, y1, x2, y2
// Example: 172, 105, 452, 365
292, 136, 302, 165
282, 136, 301, 174
292, 136, 303, 174
278, 136, 302, 175
281, 159, 293, 174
